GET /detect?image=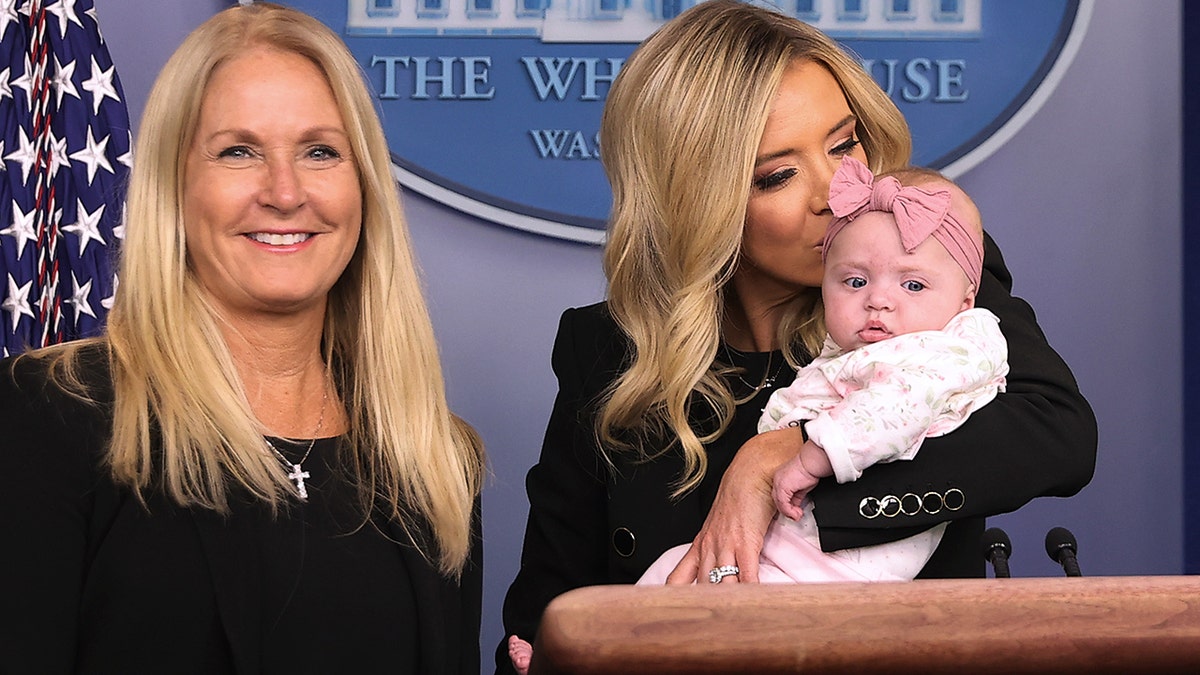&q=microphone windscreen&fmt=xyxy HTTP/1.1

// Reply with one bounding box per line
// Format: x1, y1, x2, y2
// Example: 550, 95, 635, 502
1044, 526, 1078, 561
982, 527, 1012, 558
